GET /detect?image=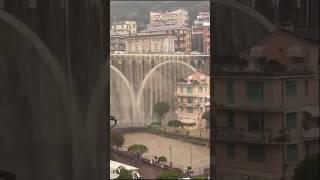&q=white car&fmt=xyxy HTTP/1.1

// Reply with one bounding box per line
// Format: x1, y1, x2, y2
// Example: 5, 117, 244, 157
175, 51, 185, 55
191, 51, 201, 55
114, 51, 126, 54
